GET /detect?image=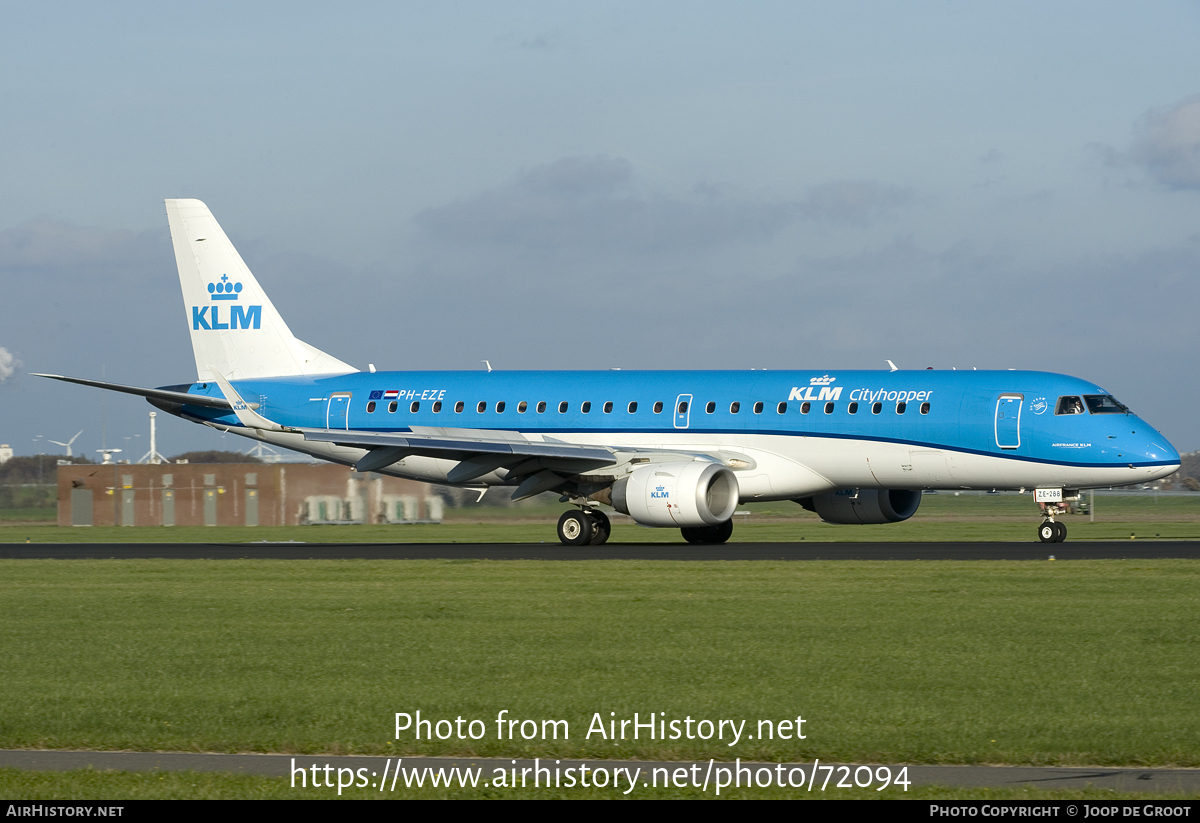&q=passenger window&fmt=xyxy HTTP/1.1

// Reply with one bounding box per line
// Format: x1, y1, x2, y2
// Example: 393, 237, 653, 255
678, 400, 688, 414
366, 401, 376, 413
581, 401, 591, 414
433, 401, 442, 413
896, 402, 907, 414
848, 402, 858, 414
777, 402, 787, 414
604, 401, 613, 413
559, 401, 568, 413
920, 402, 929, 415
872, 402, 882, 414
705, 401, 715, 414
411, 401, 420, 413
388, 401, 398, 413
800, 402, 810, 414
537, 401, 546, 413
730, 401, 740, 414
477, 401, 486, 413
1055, 396, 1085, 415
653, 401, 663, 413
518, 401, 527, 413
753, 401, 763, 414
495, 401, 505, 413
628, 401, 638, 413
824, 402, 834, 414
455, 401, 464, 413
